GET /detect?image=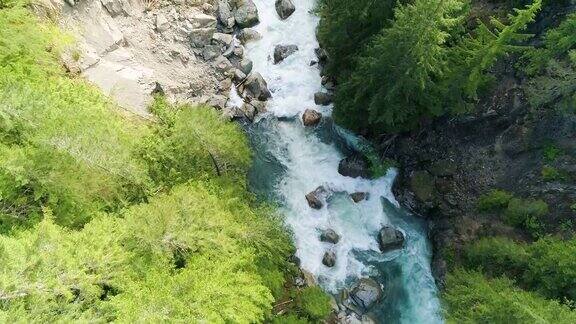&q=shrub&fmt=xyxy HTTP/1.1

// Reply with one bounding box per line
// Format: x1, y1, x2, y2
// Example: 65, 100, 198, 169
295, 286, 333, 320
477, 189, 514, 212
542, 165, 562, 181
504, 198, 549, 235
271, 314, 309, 324
443, 269, 576, 323
463, 237, 529, 279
